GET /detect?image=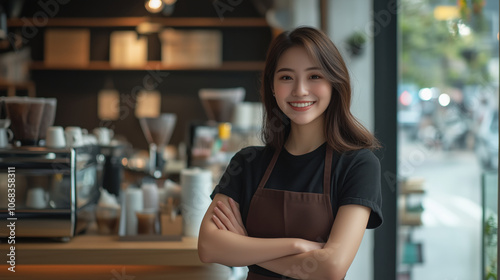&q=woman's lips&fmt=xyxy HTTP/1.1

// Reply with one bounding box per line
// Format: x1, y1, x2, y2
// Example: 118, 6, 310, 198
288, 101, 315, 111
